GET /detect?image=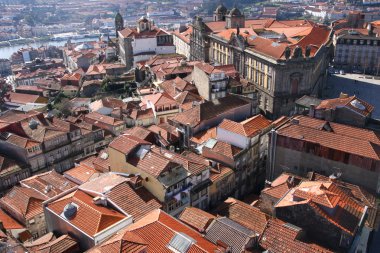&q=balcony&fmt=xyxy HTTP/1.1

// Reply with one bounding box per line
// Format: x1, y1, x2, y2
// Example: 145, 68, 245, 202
165, 182, 192, 202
